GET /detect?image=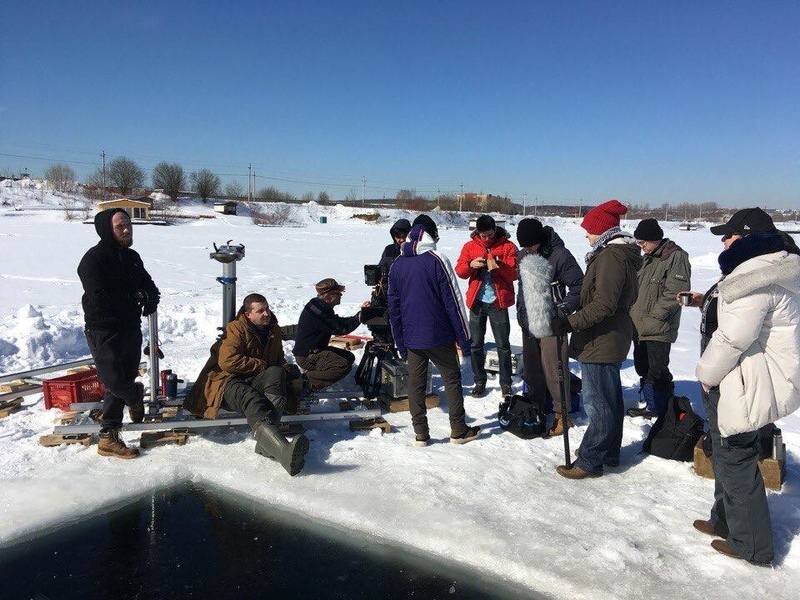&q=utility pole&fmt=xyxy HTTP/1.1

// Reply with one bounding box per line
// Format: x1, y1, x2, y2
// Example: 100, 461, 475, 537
523, 192, 527, 216
252, 169, 256, 200
248, 164, 252, 202
534, 196, 538, 217
101, 150, 107, 200
459, 182, 464, 213
362, 176, 367, 207
664, 203, 669, 221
